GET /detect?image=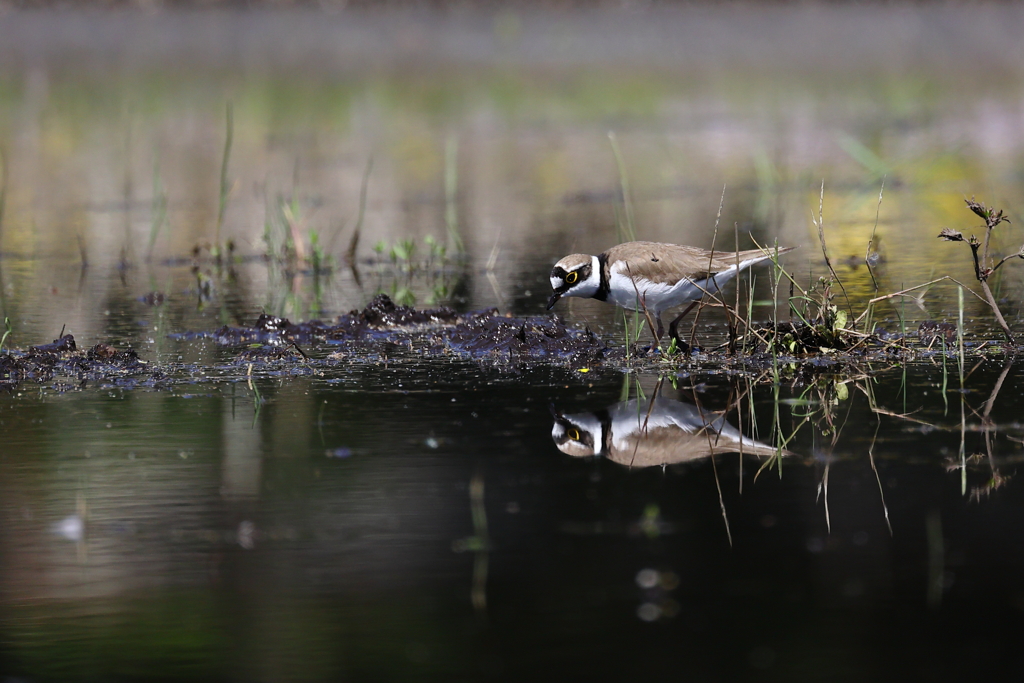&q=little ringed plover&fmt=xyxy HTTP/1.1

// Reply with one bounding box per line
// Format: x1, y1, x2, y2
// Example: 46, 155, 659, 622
552, 395, 787, 467
547, 241, 795, 342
